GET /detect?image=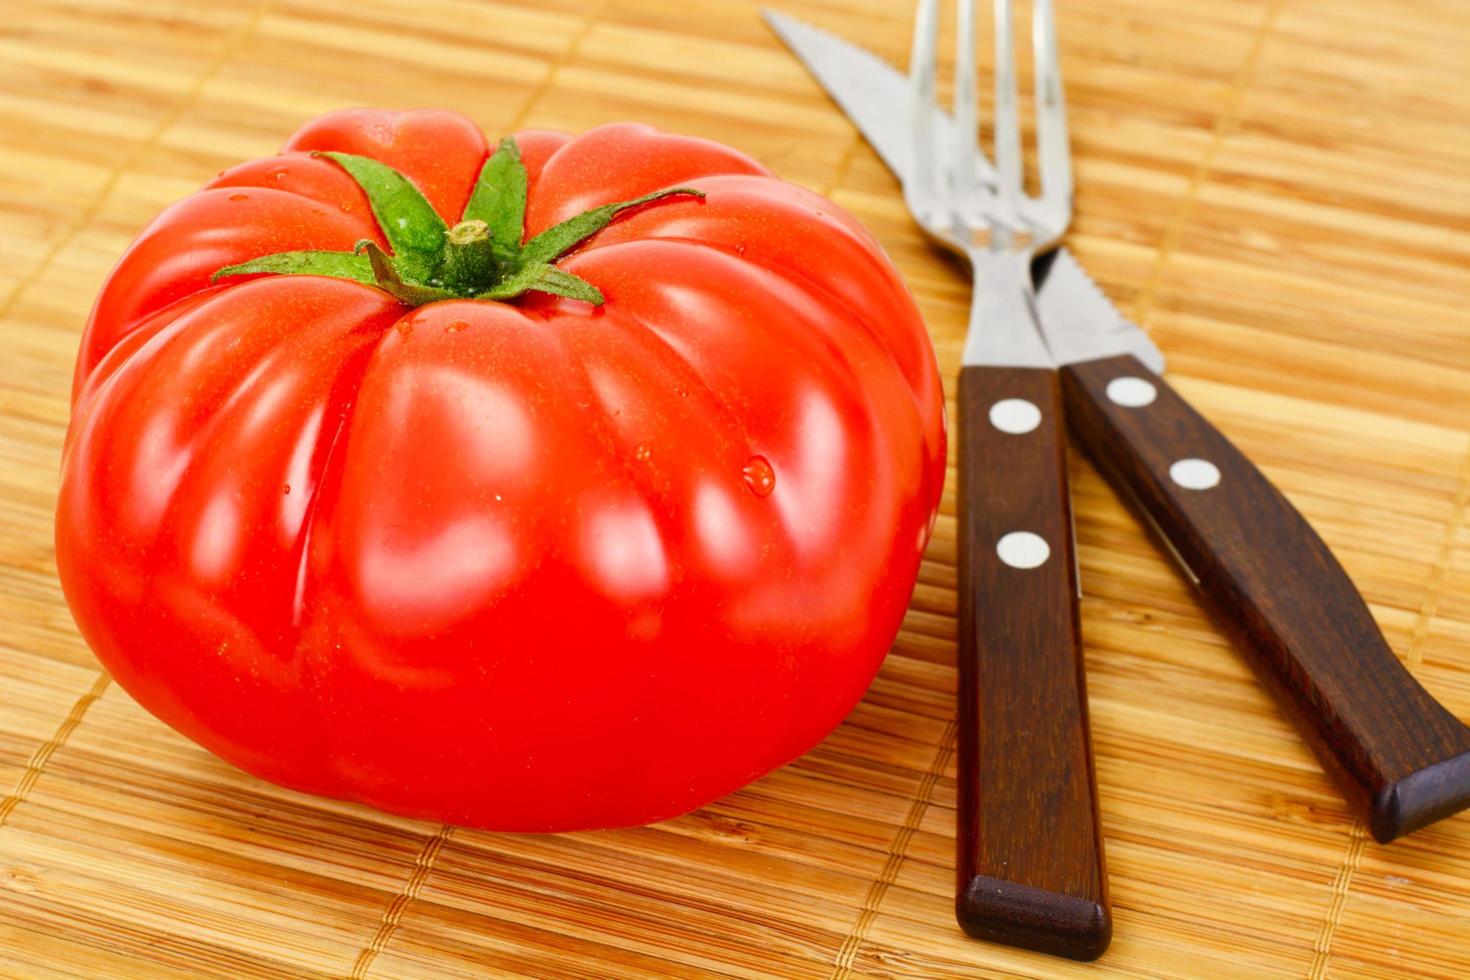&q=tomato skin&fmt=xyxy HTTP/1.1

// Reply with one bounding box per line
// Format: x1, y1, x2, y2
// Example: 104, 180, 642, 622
56, 109, 946, 830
